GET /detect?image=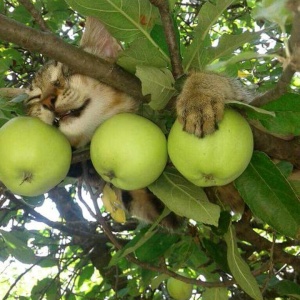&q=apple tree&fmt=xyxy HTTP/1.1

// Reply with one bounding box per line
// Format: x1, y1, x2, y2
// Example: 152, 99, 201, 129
0, 0, 300, 299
